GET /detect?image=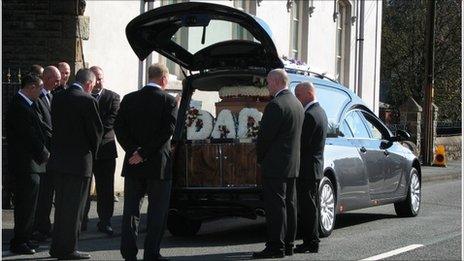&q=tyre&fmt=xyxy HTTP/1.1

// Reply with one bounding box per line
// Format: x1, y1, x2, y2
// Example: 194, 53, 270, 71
394, 167, 421, 217
167, 211, 202, 236
318, 177, 336, 237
